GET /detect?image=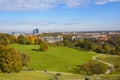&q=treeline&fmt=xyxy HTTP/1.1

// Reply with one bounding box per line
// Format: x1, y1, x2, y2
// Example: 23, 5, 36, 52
0, 33, 17, 46
0, 33, 45, 45
17, 35, 48, 51
0, 33, 29, 73
74, 35, 120, 55
1, 33, 119, 55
